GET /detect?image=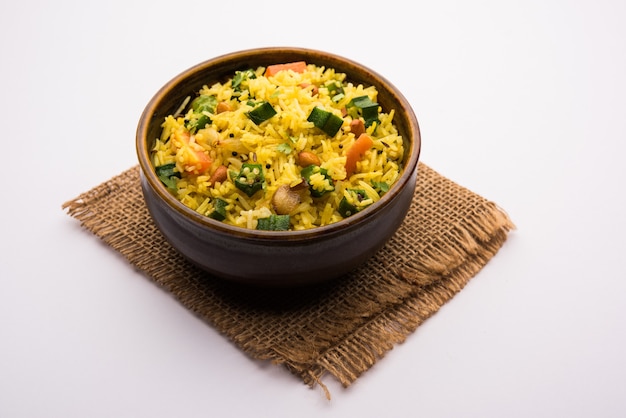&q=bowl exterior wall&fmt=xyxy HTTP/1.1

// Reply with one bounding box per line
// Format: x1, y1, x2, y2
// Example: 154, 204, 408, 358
137, 47, 421, 286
